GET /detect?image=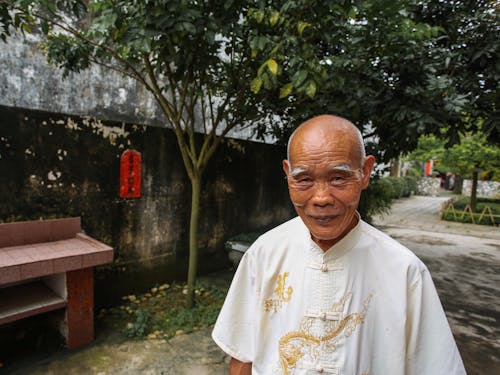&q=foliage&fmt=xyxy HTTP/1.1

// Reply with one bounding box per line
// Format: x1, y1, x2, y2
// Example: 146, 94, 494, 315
442, 197, 500, 226
359, 175, 417, 222
415, 0, 499, 146
0, 0, 274, 306
407, 131, 500, 180
403, 176, 418, 197
103, 282, 226, 340
1, 0, 498, 302
245, 0, 499, 160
